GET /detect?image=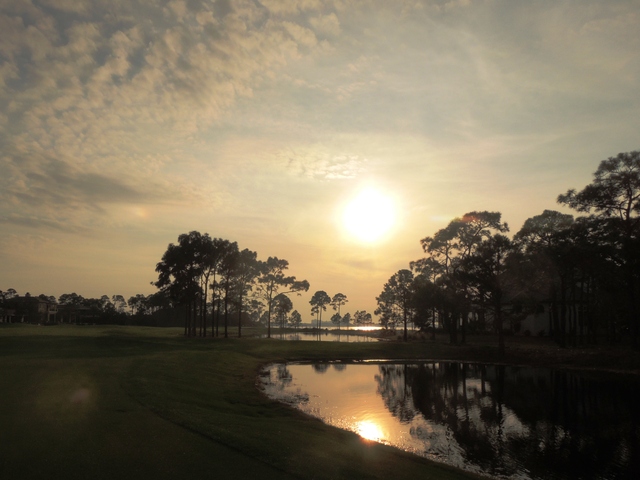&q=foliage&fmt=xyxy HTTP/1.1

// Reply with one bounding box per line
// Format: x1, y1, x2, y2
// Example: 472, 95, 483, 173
309, 290, 331, 329
256, 257, 310, 338
273, 293, 293, 329
375, 269, 414, 341
353, 310, 373, 326
289, 309, 302, 329
381, 151, 640, 351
